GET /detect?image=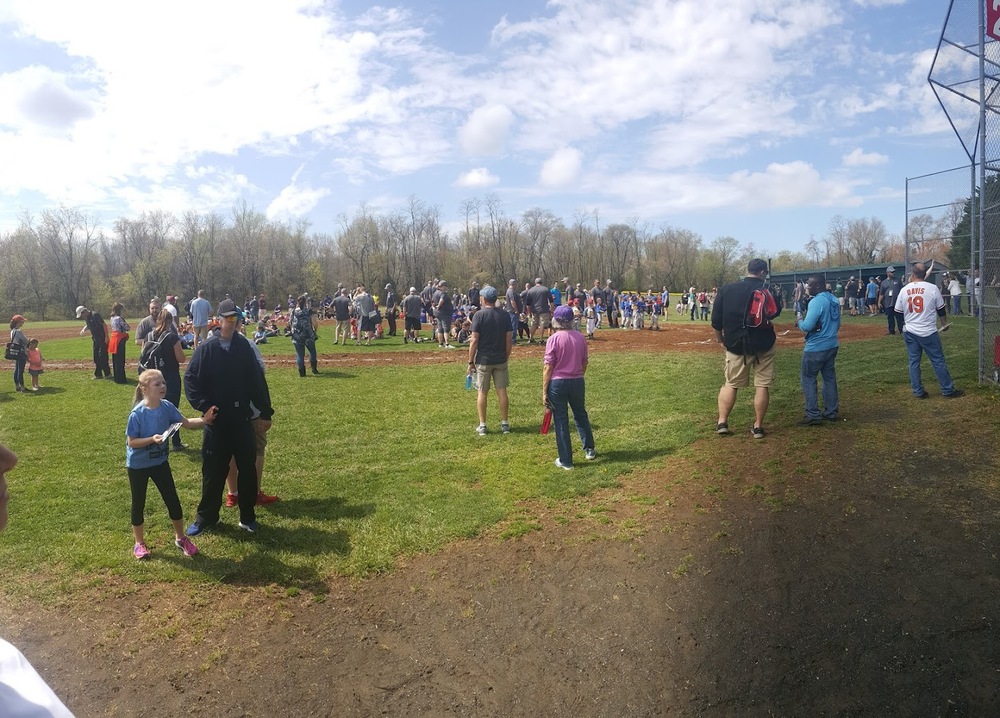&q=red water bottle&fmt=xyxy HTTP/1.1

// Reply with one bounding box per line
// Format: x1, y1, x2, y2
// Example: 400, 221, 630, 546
540, 408, 552, 435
